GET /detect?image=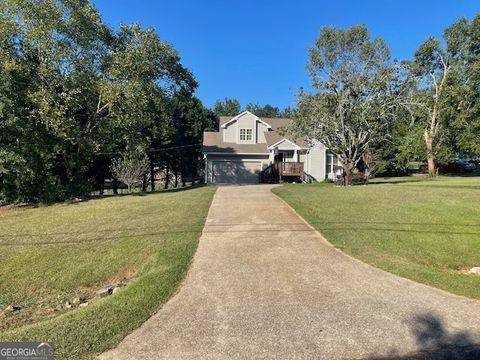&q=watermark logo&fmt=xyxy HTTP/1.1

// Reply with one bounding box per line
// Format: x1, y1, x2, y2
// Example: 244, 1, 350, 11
0, 342, 54, 360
